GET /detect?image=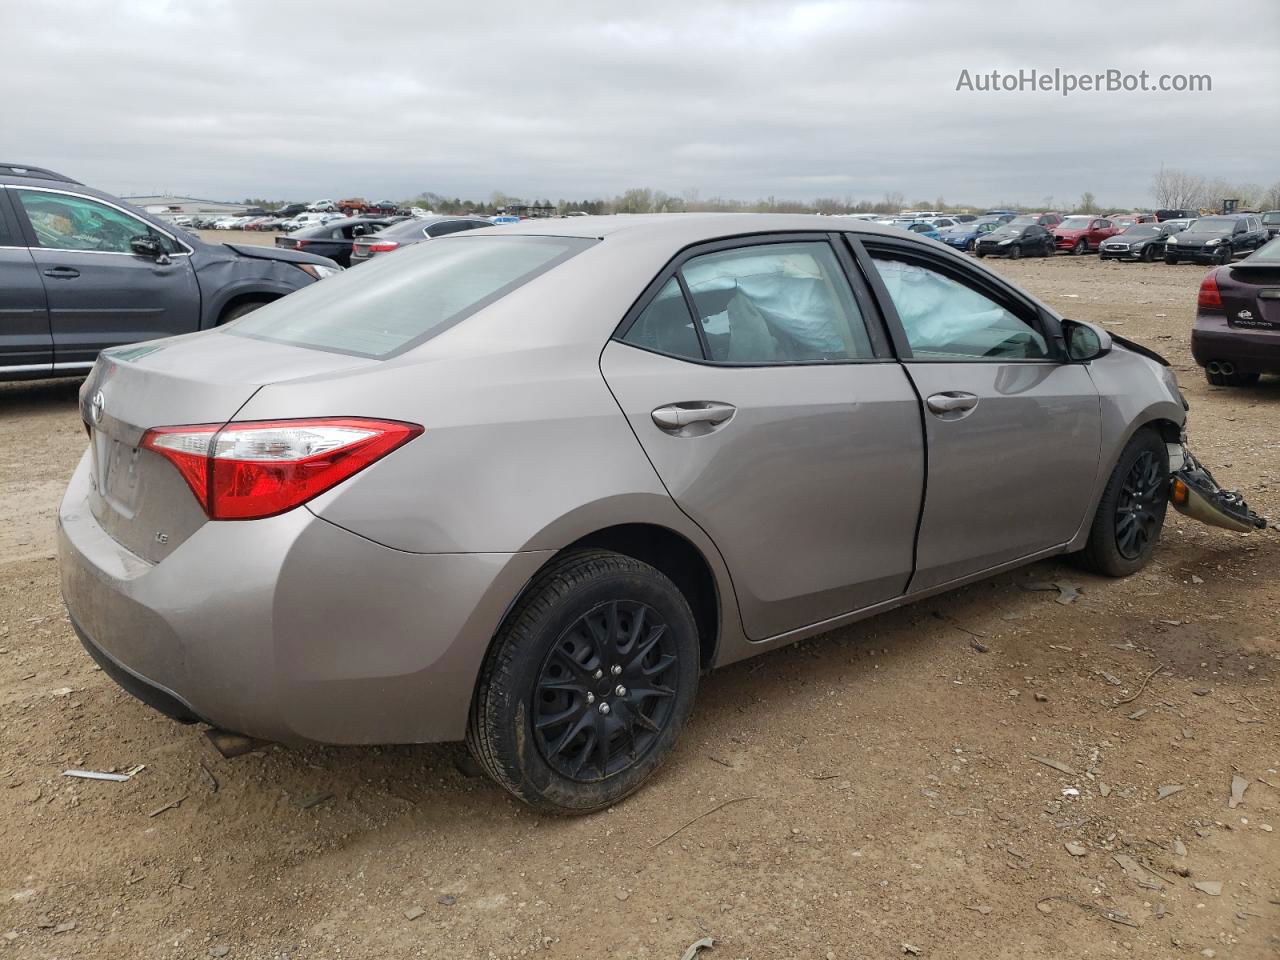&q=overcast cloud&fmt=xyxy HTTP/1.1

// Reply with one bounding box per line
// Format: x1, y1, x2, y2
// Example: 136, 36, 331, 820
2, 0, 1276, 206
